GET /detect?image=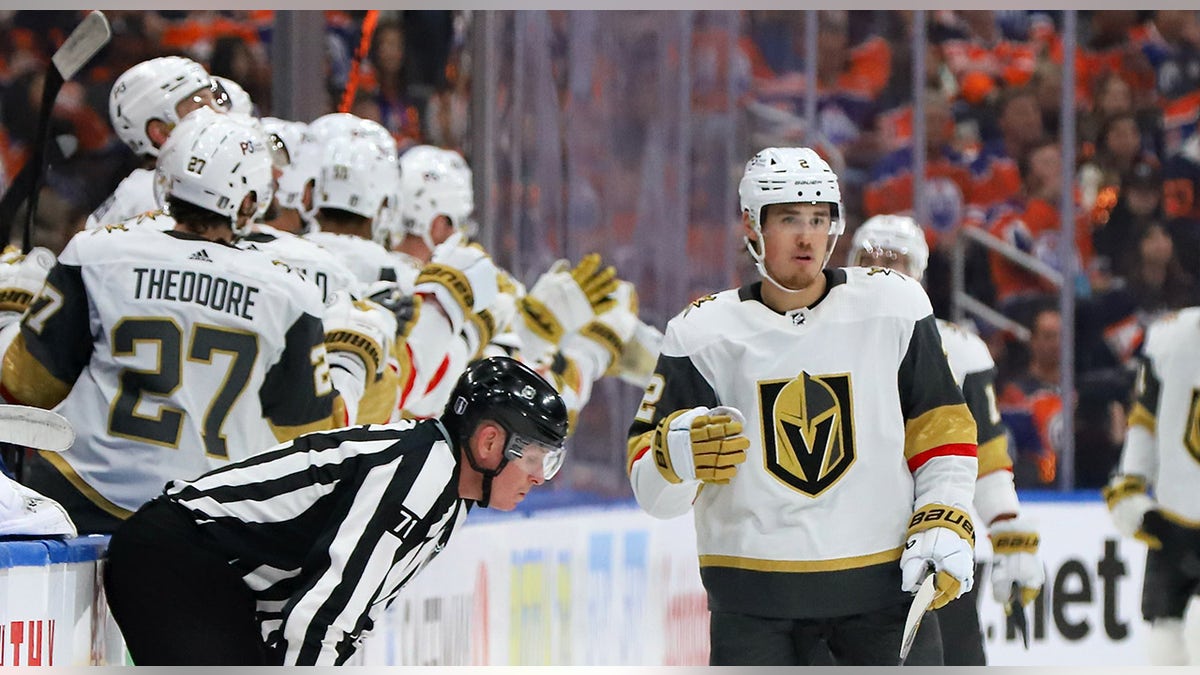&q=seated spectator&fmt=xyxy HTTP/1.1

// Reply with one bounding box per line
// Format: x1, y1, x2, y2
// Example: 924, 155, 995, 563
1162, 124, 1200, 270
1093, 159, 1163, 277
997, 305, 1064, 488
1079, 112, 1161, 220
1118, 221, 1198, 321
966, 86, 1046, 221
987, 140, 1096, 309
363, 17, 422, 151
